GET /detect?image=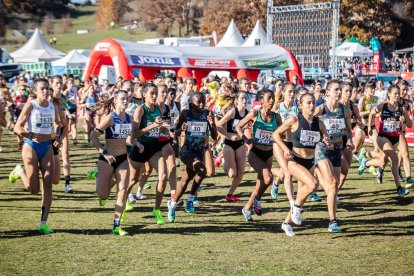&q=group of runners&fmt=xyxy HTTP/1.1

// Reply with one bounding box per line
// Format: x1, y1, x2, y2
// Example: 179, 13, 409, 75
2, 73, 413, 237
